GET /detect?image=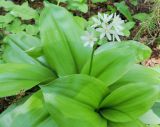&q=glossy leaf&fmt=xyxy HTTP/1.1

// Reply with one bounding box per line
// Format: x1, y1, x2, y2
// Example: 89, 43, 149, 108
0, 0, 15, 11
82, 41, 151, 86
41, 74, 107, 127
0, 64, 56, 97
140, 110, 160, 125
92, 0, 107, 3
115, 2, 133, 21
5, 19, 25, 33
10, 2, 39, 20
152, 102, 160, 118
110, 64, 160, 91
133, 13, 150, 22
3, 41, 40, 65
100, 83, 159, 122
108, 120, 144, 127
40, 4, 91, 76
4, 32, 41, 51
0, 91, 55, 127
